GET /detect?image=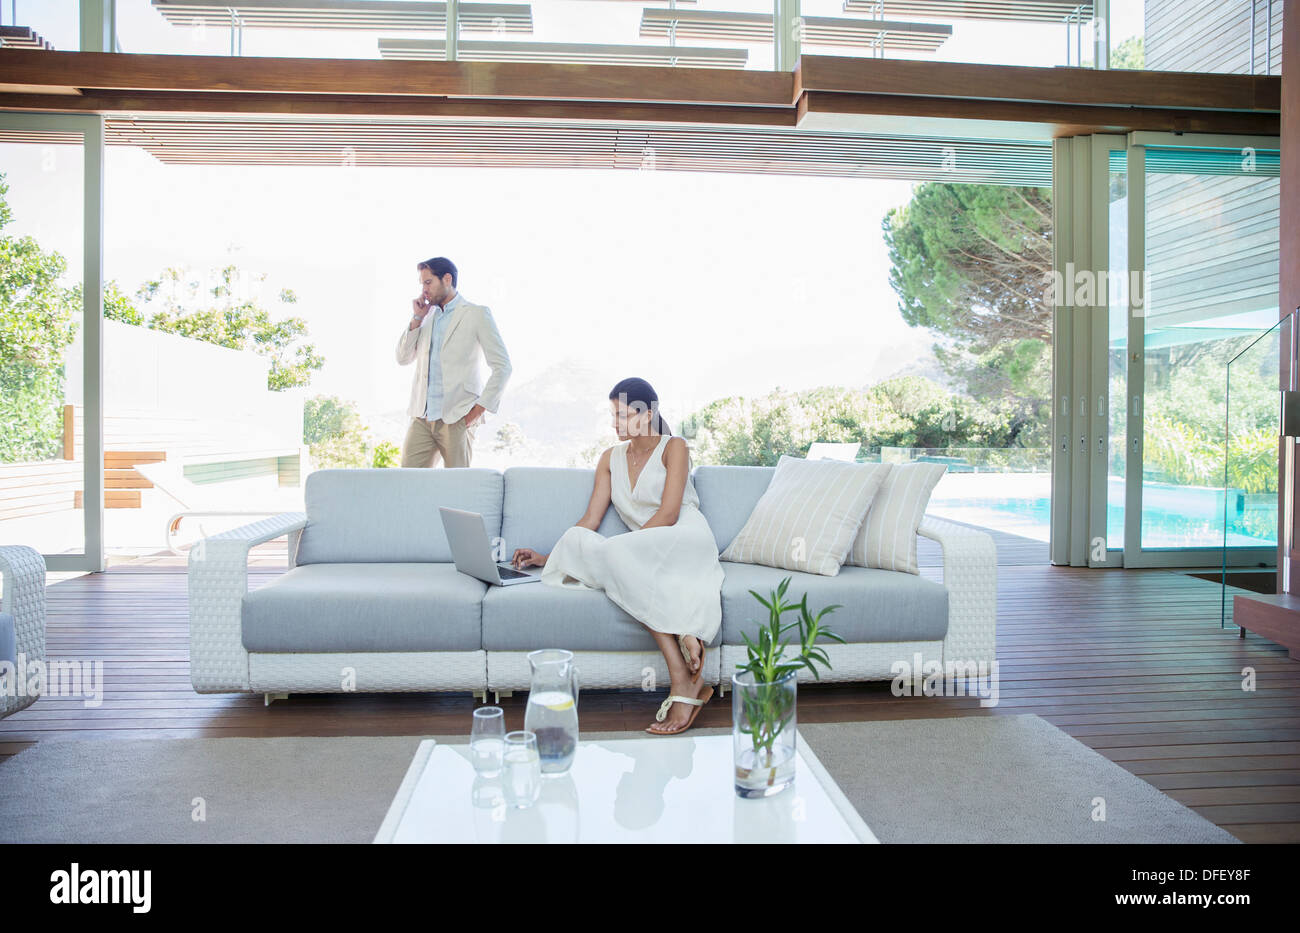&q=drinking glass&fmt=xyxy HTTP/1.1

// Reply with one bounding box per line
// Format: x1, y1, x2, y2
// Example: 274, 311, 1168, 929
470, 706, 505, 777
502, 730, 541, 808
